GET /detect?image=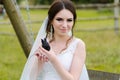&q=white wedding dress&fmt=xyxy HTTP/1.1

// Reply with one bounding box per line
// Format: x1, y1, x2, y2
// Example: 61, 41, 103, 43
37, 38, 89, 80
